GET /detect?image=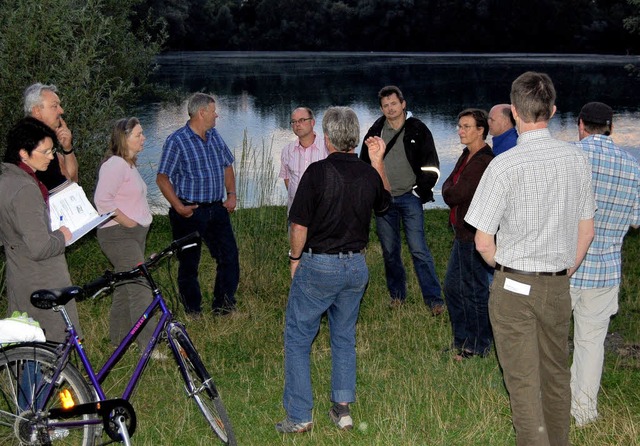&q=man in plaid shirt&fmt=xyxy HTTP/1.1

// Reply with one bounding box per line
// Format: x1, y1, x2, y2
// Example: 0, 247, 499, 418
570, 102, 640, 427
